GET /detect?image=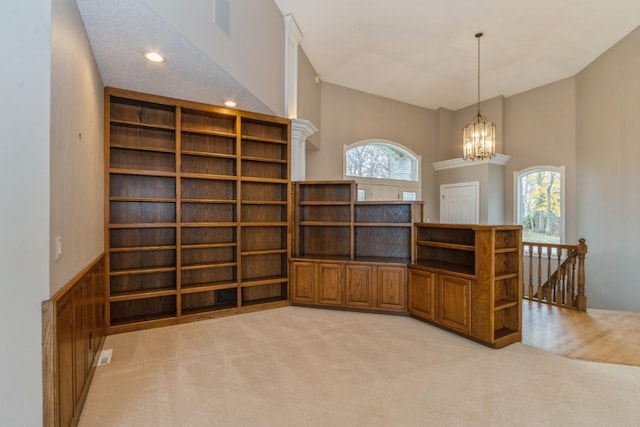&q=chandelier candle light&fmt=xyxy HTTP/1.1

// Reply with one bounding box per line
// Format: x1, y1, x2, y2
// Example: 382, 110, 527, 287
463, 32, 496, 161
